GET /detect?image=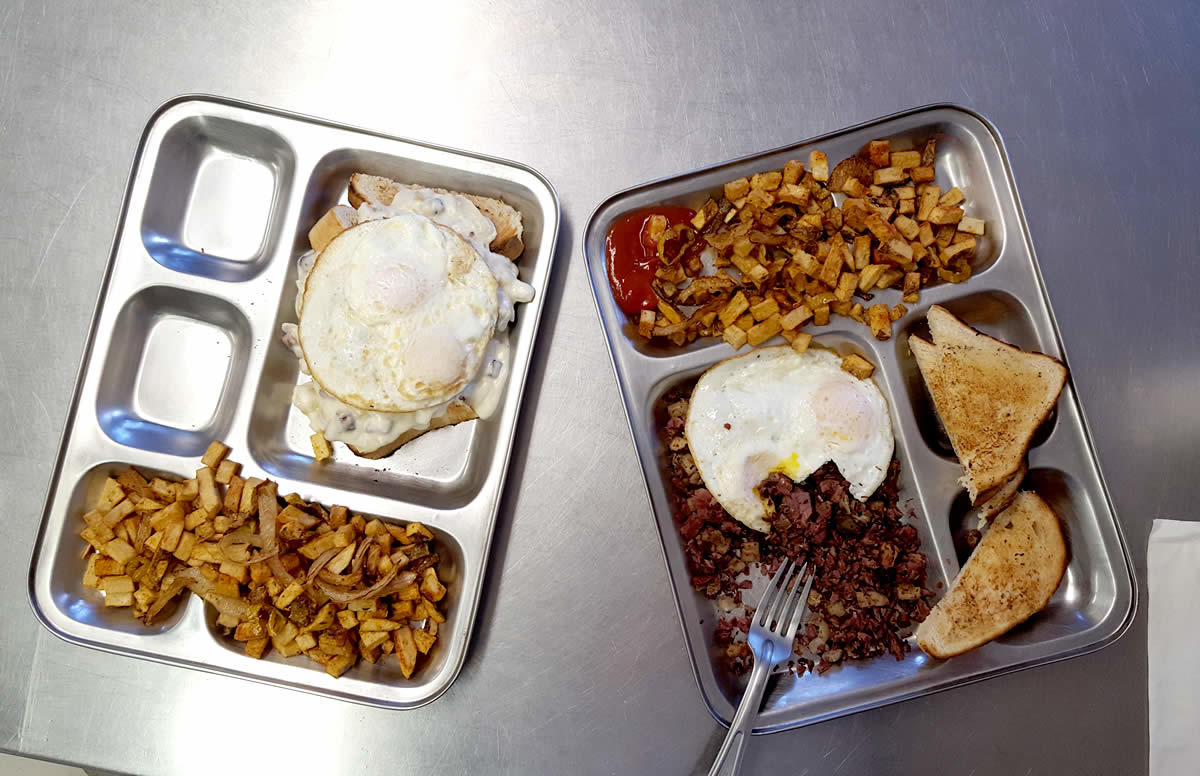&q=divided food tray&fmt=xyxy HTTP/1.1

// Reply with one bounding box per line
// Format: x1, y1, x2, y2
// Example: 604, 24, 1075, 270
584, 104, 1135, 732
28, 95, 559, 708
